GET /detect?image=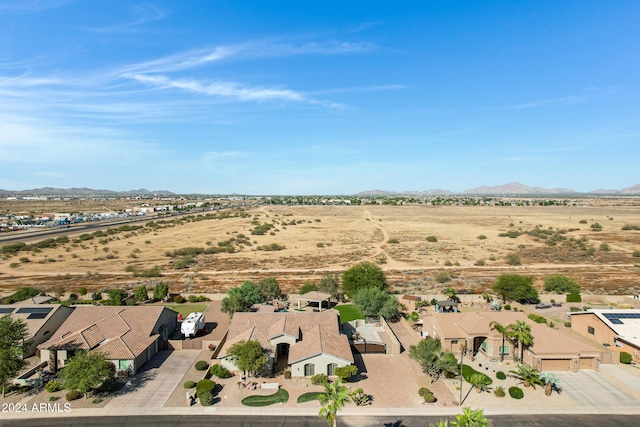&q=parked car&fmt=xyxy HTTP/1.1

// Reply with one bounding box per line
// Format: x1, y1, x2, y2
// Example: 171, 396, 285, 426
535, 303, 552, 309
552, 302, 563, 307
